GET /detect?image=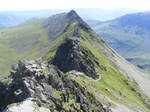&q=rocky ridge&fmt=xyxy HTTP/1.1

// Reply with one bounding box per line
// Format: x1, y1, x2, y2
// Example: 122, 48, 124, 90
1, 10, 150, 112
51, 38, 100, 79
0, 59, 111, 112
